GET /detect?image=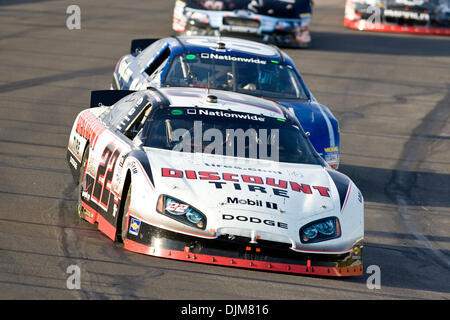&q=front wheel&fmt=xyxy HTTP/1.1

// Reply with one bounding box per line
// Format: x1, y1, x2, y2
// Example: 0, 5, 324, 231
77, 146, 89, 218
120, 184, 132, 242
